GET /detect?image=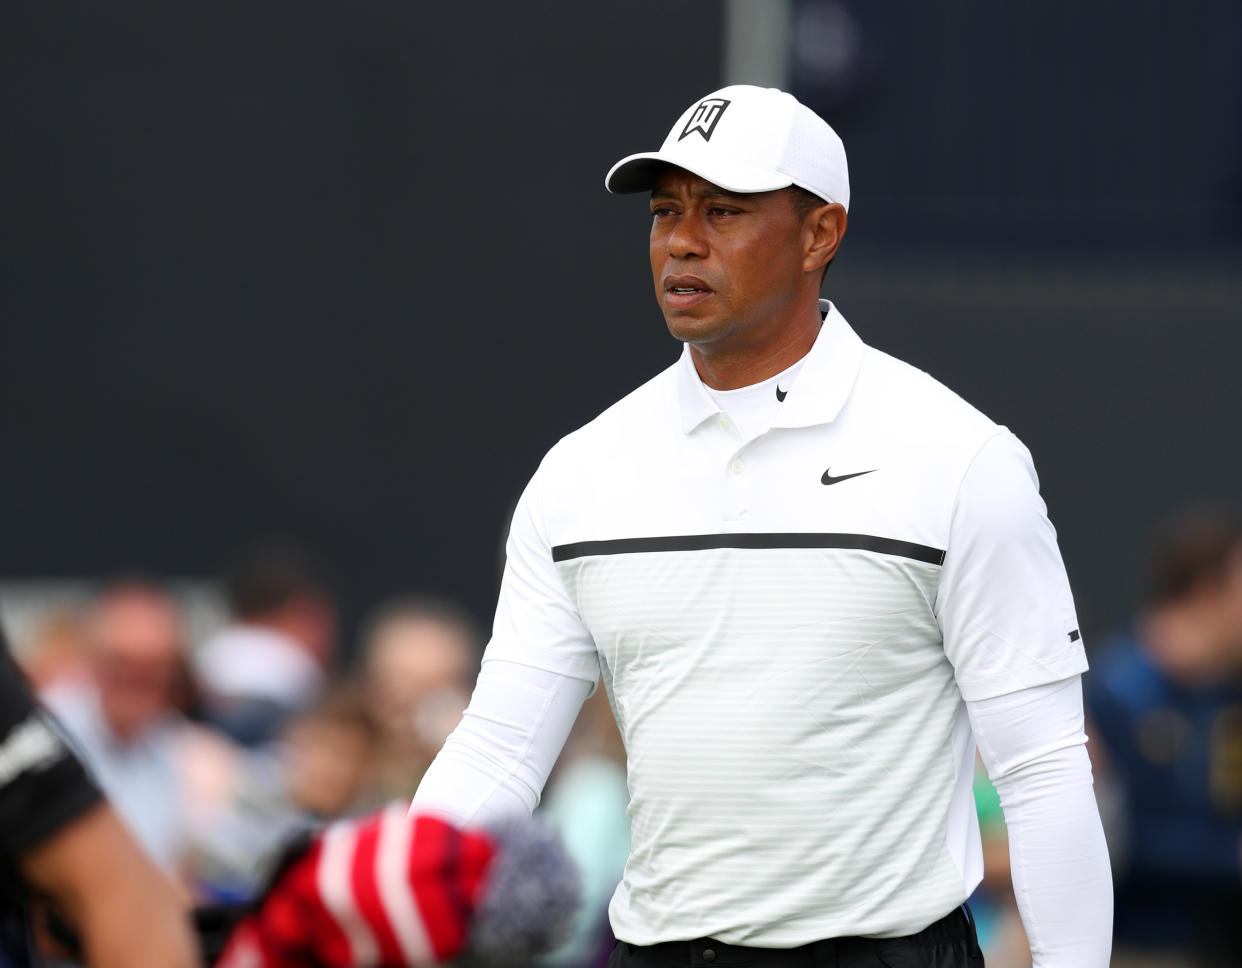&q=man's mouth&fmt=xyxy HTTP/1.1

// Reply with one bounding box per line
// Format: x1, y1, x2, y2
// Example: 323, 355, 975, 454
664, 275, 714, 309
664, 274, 712, 293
